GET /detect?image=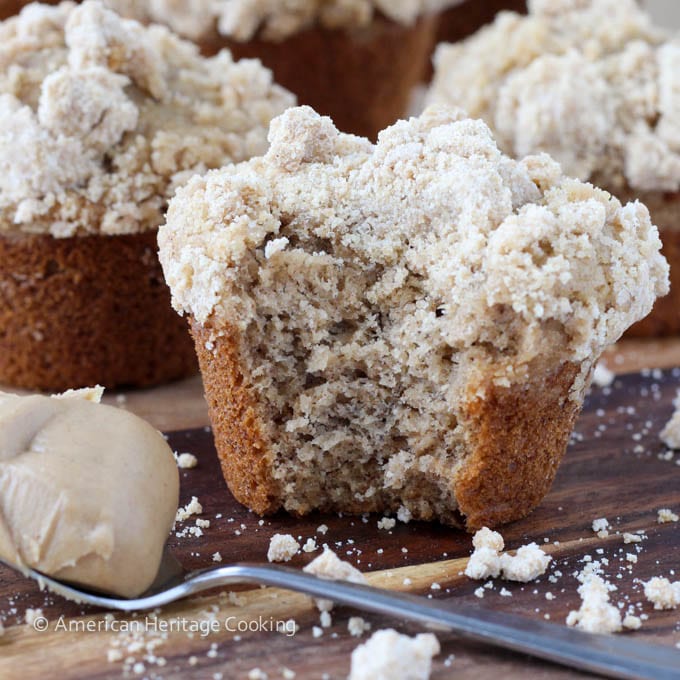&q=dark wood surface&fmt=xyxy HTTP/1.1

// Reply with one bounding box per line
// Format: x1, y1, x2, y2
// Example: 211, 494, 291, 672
0, 368, 679, 679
